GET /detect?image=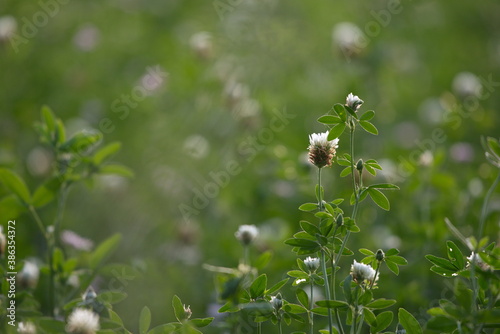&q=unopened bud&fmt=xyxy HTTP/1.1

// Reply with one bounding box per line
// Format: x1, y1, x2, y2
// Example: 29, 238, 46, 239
304, 257, 320, 273
356, 159, 363, 172
183, 305, 192, 320
376, 249, 385, 262
271, 293, 283, 311
82, 286, 97, 303
336, 214, 344, 227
